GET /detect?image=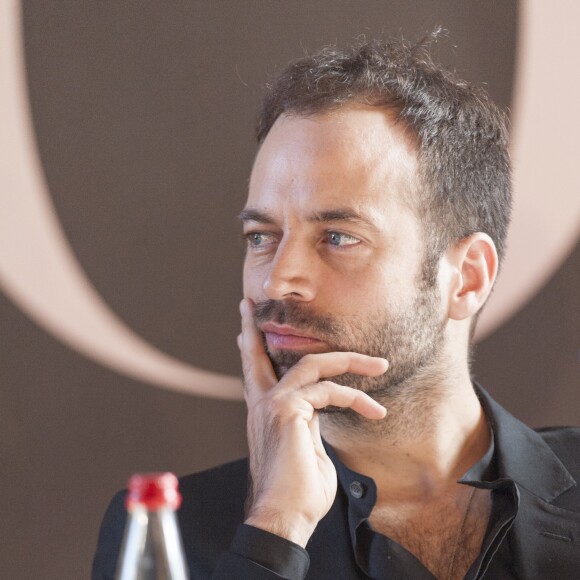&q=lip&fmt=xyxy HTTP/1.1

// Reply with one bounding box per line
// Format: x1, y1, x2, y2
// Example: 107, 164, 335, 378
260, 322, 318, 339
260, 322, 327, 351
